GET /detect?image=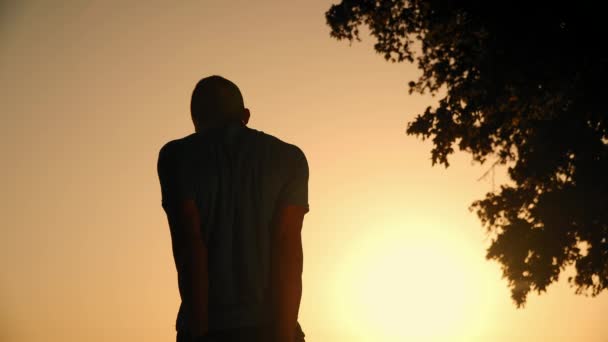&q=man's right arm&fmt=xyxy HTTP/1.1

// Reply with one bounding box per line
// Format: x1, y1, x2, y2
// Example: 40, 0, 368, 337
270, 205, 307, 342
